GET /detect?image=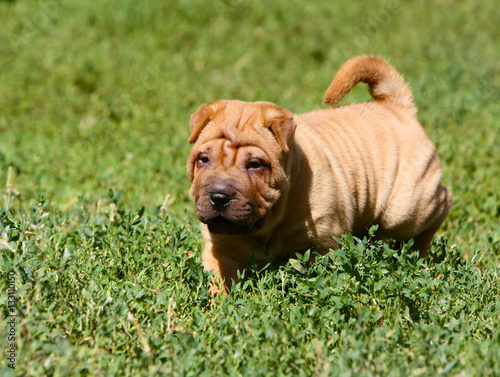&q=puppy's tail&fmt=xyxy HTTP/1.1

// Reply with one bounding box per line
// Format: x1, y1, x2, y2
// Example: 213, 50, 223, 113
323, 56, 414, 109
